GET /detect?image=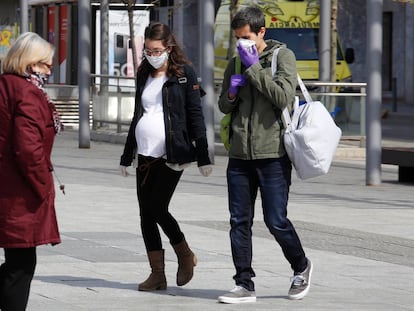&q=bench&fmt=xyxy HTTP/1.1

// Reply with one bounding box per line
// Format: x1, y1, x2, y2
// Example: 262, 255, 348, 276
381, 147, 414, 182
